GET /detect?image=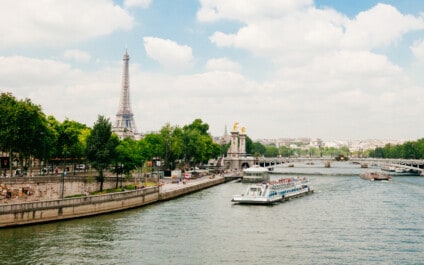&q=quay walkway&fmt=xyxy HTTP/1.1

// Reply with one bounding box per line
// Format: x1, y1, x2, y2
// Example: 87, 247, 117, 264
0, 175, 225, 228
